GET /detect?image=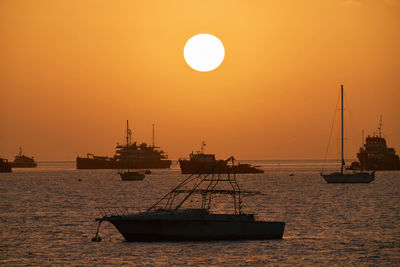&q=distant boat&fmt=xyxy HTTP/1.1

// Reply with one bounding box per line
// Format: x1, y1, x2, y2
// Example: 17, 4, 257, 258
11, 148, 37, 168
0, 158, 12, 173
179, 142, 264, 174
321, 85, 374, 183
348, 116, 400, 171
118, 171, 145, 181
93, 157, 284, 241
76, 122, 172, 169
